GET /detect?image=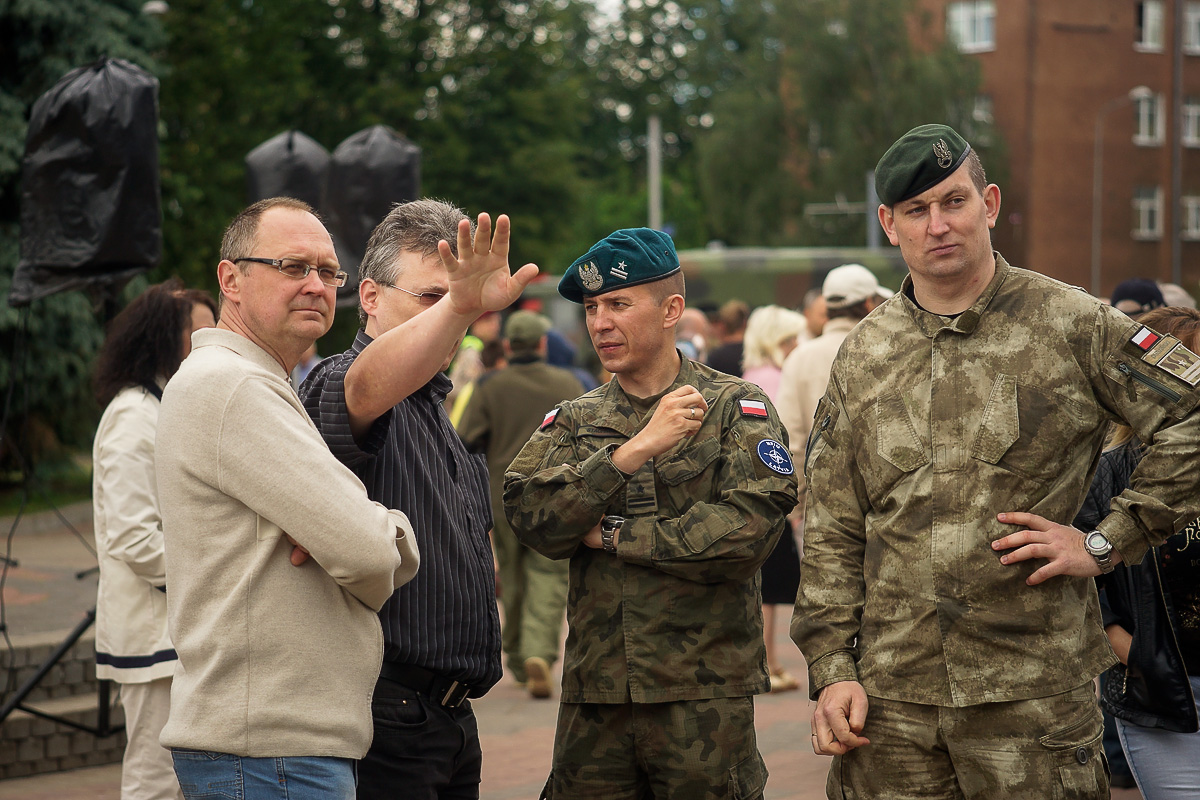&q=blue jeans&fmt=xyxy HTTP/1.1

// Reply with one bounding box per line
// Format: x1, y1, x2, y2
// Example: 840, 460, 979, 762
1115, 675, 1200, 800
171, 749, 356, 800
